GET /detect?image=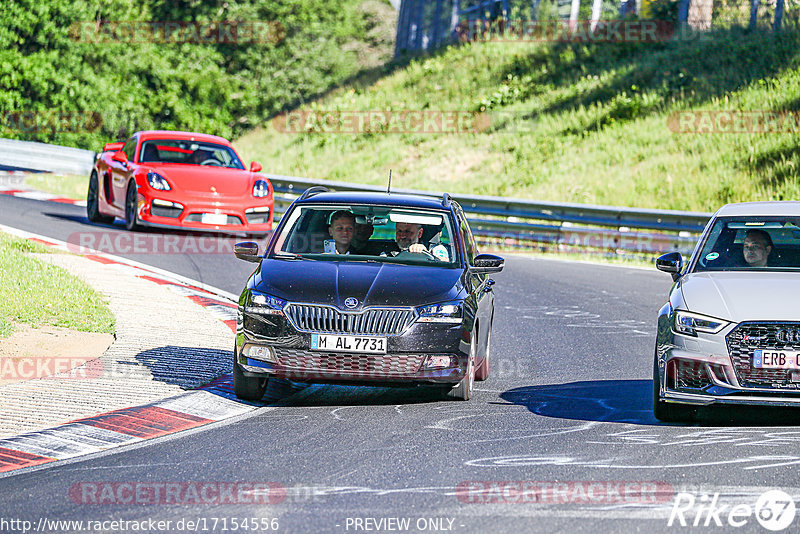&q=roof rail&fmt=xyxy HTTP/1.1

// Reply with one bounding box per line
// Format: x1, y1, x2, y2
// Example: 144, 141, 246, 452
442, 193, 452, 207
298, 186, 329, 201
